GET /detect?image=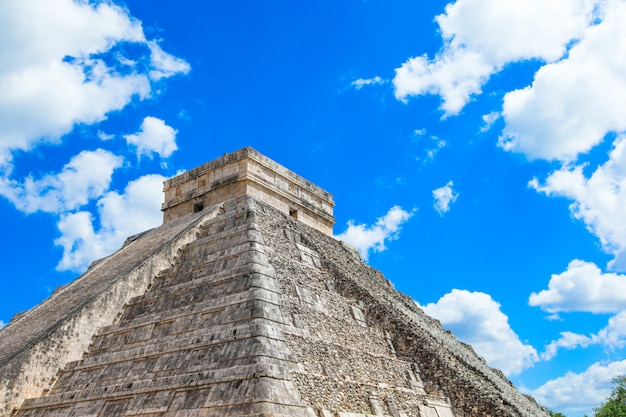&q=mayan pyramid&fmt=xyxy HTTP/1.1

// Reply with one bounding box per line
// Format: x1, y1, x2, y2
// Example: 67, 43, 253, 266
0, 148, 548, 417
